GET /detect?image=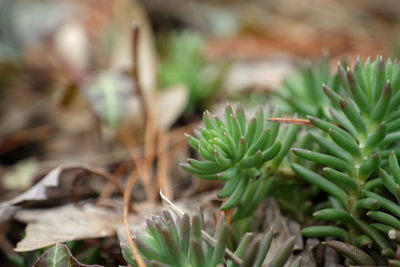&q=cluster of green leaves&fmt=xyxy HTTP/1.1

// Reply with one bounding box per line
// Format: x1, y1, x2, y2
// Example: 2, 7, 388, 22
182, 104, 299, 220
277, 53, 340, 118
158, 32, 226, 115
180, 53, 400, 265
290, 56, 400, 264
123, 210, 297, 267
